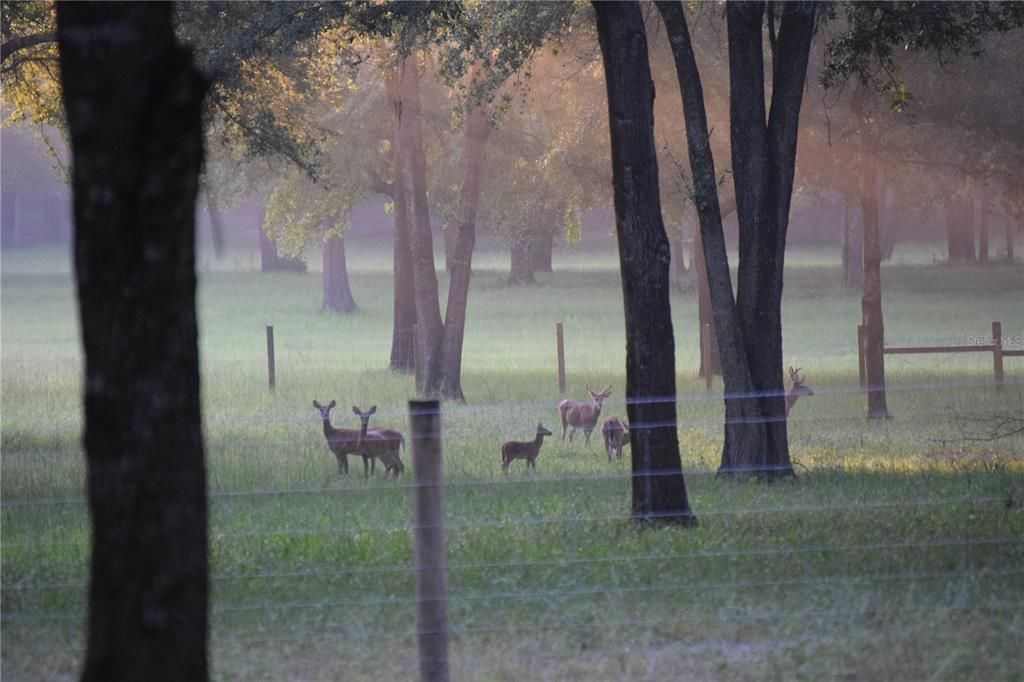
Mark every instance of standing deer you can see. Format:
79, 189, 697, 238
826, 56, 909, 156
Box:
558, 384, 612, 445
313, 400, 373, 476
501, 423, 553, 472
352, 405, 406, 477
601, 416, 630, 462
785, 367, 814, 416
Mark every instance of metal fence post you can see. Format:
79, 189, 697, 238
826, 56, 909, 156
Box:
266, 325, 276, 391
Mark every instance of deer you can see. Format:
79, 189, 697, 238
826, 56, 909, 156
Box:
501, 423, 553, 472
785, 367, 814, 417
601, 416, 630, 462
313, 400, 373, 476
352, 406, 406, 478
558, 384, 612, 445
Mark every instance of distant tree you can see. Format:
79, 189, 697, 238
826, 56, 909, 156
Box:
57, 3, 209, 679
593, 1, 696, 525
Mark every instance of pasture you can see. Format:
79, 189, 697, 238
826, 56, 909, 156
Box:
2, 240, 1023, 680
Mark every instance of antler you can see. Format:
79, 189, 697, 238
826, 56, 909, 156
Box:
789, 367, 802, 382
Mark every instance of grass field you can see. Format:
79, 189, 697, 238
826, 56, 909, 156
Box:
2, 239, 1023, 680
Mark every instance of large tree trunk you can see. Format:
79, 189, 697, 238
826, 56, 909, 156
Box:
438, 103, 491, 401
397, 55, 445, 395
508, 237, 538, 285
945, 195, 976, 262
842, 202, 864, 287
531, 228, 555, 273
259, 207, 307, 272
387, 77, 417, 372
58, 4, 209, 680
322, 235, 358, 313
858, 105, 890, 419
594, 1, 695, 525
693, 225, 719, 378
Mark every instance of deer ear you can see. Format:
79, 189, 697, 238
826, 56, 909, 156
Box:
352, 406, 361, 415
313, 400, 321, 409
369, 405, 377, 415
328, 400, 336, 409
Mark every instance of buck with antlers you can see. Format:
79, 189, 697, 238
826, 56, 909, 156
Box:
501, 423, 553, 472
313, 400, 373, 476
558, 384, 612, 445
785, 367, 814, 417
352, 405, 406, 478
601, 416, 630, 462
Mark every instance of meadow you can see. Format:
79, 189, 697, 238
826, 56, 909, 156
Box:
2, 239, 1023, 680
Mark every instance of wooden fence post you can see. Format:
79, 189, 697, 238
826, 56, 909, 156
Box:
702, 323, 713, 392
412, 324, 421, 396
992, 321, 1004, 390
857, 324, 867, 388
409, 399, 449, 682
265, 325, 276, 391
556, 322, 566, 394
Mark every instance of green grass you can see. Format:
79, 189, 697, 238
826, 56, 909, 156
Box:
2, 241, 1023, 680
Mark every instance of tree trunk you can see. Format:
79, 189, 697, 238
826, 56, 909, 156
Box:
443, 221, 457, 274
977, 184, 989, 263
842, 202, 864, 287
57, 4, 209, 680
595, 1, 695, 525
397, 55, 445, 395
858, 106, 890, 419
693, 225, 719, 377
438, 103, 491, 402
946, 195, 975, 262
508, 238, 537, 285
388, 121, 417, 371
322, 235, 358, 313
879, 184, 899, 262
531, 228, 555, 273
258, 202, 307, 273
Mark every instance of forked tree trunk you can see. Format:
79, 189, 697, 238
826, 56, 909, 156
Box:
322, 235, 357, 313
595, 1, 695, 525
439, 103, 491, 401
58, 4, 209, 679
397, 55, 445, 395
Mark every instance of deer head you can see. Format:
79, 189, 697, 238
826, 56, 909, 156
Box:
536, 423, 553, 438
352, 405, 377, 432
313, 399, 337, 420
785, 368, 814, 416
586, 384, 612, 408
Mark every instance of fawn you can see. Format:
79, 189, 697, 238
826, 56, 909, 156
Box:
785, 367, 814, 417
313, 400, 373, 476
352, 406, 405, 477
601, 416, 630, 462
558, 384, 611, 445
501, 423, 553, 472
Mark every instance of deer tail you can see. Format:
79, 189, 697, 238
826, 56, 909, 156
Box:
558, 401, 569, 432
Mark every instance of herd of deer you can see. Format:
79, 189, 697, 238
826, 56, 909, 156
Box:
314, 368, 812, 477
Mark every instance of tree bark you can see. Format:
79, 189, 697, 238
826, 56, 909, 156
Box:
1008, 211, 1017, 261
594, 1, 695, 525
322, 234, 358, 313
858, 105, 890, 419
508, 237, 538, 284
397, 55, 445, 395
693, 225, 719, 377
57, 4, 209, 680
387, 76, 417, 372
842, 202, 864, 287
978, 184, 989, 263
439, 103, 491, 401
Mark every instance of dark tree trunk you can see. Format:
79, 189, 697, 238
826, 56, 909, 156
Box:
977, 184, 989, 263
694, 225, 719, 377
508, 238, 538, 285
387, 76, 417, 372
656, 0, 766, 475
439, 104, 491, 402
397, 55, 445, 395
322, 235, 357, 313
531, 228, 555, 273
594, 1, 695, 526
842, 202, 864, 287
879, 184, 900, 262
858, 108, 890, 419
57, 4, 209, 680
945, 195, 976, 262
1008, 212, 1017, 261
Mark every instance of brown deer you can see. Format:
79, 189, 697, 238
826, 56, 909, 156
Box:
352, 406, 406, 477
313, 400, 373, 476
785, 367, 814, 417
501, 423, 553, 472
558, 384, 611, 445
601, 416, 630, 462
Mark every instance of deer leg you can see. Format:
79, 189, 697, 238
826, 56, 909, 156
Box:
584, 429, 592, 446
337, 454, 348, 475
